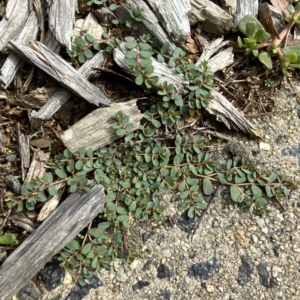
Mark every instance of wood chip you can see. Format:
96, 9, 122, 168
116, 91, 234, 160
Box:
60, 99, 143, 153
7, 41, 111, 107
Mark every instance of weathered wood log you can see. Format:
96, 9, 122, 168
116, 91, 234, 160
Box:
7, 41, 111, 107
0, 10, 39, 88
207, 90, 260, 137
0, 183, 105, 300
47, 0, 77, 49
195, 37, 234, 72
113, 43, 189, 94
114, 0, 176, 52
60, 99, 144, 153
0, 0, 31, 52
233, 0, 259, 30
146, 0, 191, 43
189, 0, 233, 36
30, 51, 108, 125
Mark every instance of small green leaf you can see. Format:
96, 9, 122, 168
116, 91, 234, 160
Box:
129, 201, 137, 211
0, 233, 16, 245
75, 36, 86, 48
140, 58, 152, 68
78, 53, 86, 63
180, 190, 189, 199
43, 172, 53, 184
140, 50, 153, 58
187, 207, 195, 218
230, 185, 242, 202
88, 228, 103, 238
116, 129, 126, 136
84, 48, 93, 59
251, 185, 263, 199
75, 159, 84, 170
125, 50, 137, 59
55, 168, 67, 179
258, 52, 272, 69
48, 185, 58, 196
203, 178, 213, 195
135, 74, 144, 85
82, 243, 92, 255
217, 173, 227, 184
85, 34, 95, 43
67, 240, 80, 251
245, 21, 256, 38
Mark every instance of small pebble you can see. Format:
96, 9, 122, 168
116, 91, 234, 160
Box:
259, 142, 271, 151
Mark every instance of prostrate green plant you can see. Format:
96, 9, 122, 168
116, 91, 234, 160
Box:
7, 111, 297, 284
237, 1, 300, 70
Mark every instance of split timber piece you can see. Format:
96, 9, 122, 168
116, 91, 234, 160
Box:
196, 37, 234, 73
47, 0, 77, 50
207, 90, 260, 137
233, 0, 259, 30
113, 43, 189, 94
146, 0, 191, 43
0, 10, 40, 88
0, 183, 105, 300
30, 51, 108, 125
189, 0, 233, 36
60, 99, 143, 153
114, 0, 176, 52
7, 41, 111, 107
0, 0, 31, 52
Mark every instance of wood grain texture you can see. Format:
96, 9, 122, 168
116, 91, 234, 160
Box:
0, 183, 105, 300
189, 0, 233, 35
60, 99, 143, 152
0, 10, 40, 88
146, 0, 191, 42
47, 0, 77, 49
0, 0, 31, 52
115, 0, 176, 52
7, 41, 111, 107
30, 51, 108, 123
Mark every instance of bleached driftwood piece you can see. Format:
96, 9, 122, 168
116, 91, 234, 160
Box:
47, 0, 77, 49
207, 48, 234, 73
0, 0, 31, 52
195, 37, 234, 73
233, 0, 259, 30
113, 43, 189, 94
114, 0, 176, 52
30, 51, 108, 125
207, 90, 260, 137
60, 99, 143, 152
7, 41, 111, 107
17, 123, 30, 181
0, 10, 39, 88
0, 183, 105, 300
24, 150, 50, 183
146, 0, 191, 43
189, 0, 233, 36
